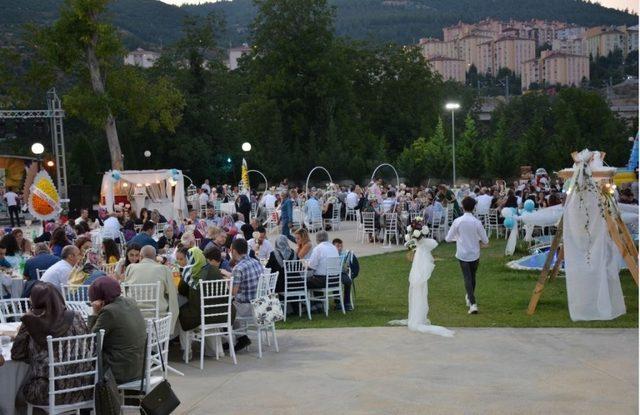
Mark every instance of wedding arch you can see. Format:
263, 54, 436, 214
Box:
370, 163, 400, 189
305, 166, 333, 196
247, 169, 268, 192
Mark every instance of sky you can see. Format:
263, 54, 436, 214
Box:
160, 0, 638, 13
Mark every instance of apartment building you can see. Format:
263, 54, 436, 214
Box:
426, 56, 466, 83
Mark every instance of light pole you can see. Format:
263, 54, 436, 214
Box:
241, 142, 252, 153
445, 102, 460, 186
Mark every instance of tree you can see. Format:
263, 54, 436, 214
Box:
456, 114, 484, 180
516, 114, 547, 170
423, 117, 452, 180
485, 115, 516, 179
26, 0, 184, 169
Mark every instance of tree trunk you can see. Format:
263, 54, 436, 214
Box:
86, 40, 123, 170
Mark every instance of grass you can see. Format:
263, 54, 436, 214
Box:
277, 239, 638, 329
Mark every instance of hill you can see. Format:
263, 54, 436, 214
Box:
0, 0, 637, 48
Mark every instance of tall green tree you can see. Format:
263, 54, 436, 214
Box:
485, 115, 516, 179
456, 114, 484, 180
423, 117, 451, 180
26, 0, 184, 169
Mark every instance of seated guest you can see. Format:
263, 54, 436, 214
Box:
122, 220, 136, 242
88, 277, 146, 384
176, 246, 234, 333
34, 222, 56, 243
102, 238, 121, 264
233, 213, 245, 230
11, 282, 91, 406
115, 243, 141, 279
230, 238, 263, 351
49, 228, 71, 258
0, 241, 12, 268
128, 220, 158, 250
294, 228, 312, 259
125, 245, 178, 331
12, 228, 33, 255
150, 209, 167, 224
158, 224, 179, 253
68, 247, 105, 287
22, 243, 60, 297
265, 235, 295, 293
247, 226, 273, 260
102, 212, 123, 241
178, 232, 208, 289
333, 238, 359, 311
74, 235, 93, 255
306, 231, 340, 289
40, 245, 81, 292
0, 233, 22, 268
203, 227, 229, 258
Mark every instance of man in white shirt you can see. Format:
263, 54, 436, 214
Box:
346, 187, 359, 210
261, 191, 277, 210
3, 188, 20, 227
445, 197, 489, 314
41, 245, 81, 292
102, 213, 122, 241
198, 189, 209, 207
381, 191, 396, 213
247, 226, 273, 260
307, 231, 340, 288
201, 179, 211, 194
475, 188, 493, 215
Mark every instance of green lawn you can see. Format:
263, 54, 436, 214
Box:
278, 239, 638, 329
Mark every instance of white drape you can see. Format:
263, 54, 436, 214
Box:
563, 151, 626, 321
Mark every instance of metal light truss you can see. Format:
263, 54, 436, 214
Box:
0, 88, 68, 204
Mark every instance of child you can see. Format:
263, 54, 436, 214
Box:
445, 197, 489, 314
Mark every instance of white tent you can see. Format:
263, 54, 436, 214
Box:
100, 169, 188, 221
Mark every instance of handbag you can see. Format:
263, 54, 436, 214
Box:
139, 322, 180, 415
94, 340, 122, 415
251, 293, 284, 326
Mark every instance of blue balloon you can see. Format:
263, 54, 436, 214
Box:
111, 170, 121, 182
523, 199, 535, 212
504, 217, 515, 229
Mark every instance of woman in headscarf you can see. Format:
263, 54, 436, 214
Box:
265, 235, 295, 293
11, 282, 91, 406
88, 277, 146, 384
34, 221, 56, 243
67, 247, 105, 287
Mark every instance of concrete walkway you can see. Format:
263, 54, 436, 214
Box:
168, 327, 638, 415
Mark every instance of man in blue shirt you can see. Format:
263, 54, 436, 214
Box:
278, 190, 296, 242
128, 221, 158, 250
23, 242, 60, 281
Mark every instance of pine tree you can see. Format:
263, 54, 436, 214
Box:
457, 114, 484, 180
423, 117, 452, 180
485, 116, 516, 179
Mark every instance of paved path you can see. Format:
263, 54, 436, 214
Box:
168, 327, 637, 415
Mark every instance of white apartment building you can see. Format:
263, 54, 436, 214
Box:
522, 51, 589, 90
419, 38, 457, 59
227, 45, 251, 70
124, 49, 160, 68
426, 56, 466, 83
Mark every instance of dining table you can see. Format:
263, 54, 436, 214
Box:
0, 322, 29, 415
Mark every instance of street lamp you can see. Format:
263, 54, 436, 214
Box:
445, 102, 461, 186
241, 142, 252, 152
31, 142, 45, 168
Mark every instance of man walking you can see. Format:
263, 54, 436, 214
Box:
279, 190, 296, 242
445, 196, 488, 314
4, 188, 20, 227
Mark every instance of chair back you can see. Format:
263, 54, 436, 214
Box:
199, 279, 234, 328
62, 284, 91, 303
266, 271, 279, 293
134, 224, 143, 234
99, 263, 117, 275
146, 314, 172, 379
384, 213, 398, 231
45, 330, 104, 410
324, 256, 342, 289
121, 282, 161, 319
332, 203, 341, 221
0, 298, 31, 323
284, 260, 308, 294
65, 301, 91, 318
36, 269, 46, 280
256, 274, 270, 298
361, 211, 376, 232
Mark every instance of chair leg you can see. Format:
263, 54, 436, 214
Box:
228, 329, 237, 365
27, 404, 33, 415
305, 296, 312, 320
325, 297, 329, 317
271, 323, 279, 352
257, 327, 263, 359
340, 289, 346, 315
200, 334, 205, 370
283, 297, 288, 322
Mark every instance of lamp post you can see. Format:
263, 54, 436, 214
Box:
445, 102, 460, 186
31, 142, 45, 168
241, 142, 252, 153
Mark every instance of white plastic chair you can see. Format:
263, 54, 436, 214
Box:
345, 206, 356, 221
65, 302, 91, 319
283, 260, 311, 321
0, 298, 31, 323
383, 213, 400, 247
27, 330, 104, 415
185, 279, 237, 369
340, 252, 355, 310
323, 202, 342, 231
309, 257, 344, 316
36, 269, 46, 280
360, 212, 376, 245
235, 274, 280, 359
99, 263, 117, 275
487, 209, 503, 238
430, 211, 446, 242
121, 282, 161, 320
264, 271, 279, 294
118, 314, 172, 407
304, 210, 323, 233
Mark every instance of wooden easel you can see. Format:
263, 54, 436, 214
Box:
526, 152, 639, 316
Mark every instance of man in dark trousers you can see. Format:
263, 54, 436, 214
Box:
445, 196, 489, 314
3, 188, 20, 227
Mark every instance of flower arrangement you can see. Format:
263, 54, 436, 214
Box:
404, 216, 430, 251
28, 170, 61, 221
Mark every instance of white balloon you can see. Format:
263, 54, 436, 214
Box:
501, 208, 513, 218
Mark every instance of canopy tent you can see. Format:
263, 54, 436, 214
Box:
100, 169, 188, 221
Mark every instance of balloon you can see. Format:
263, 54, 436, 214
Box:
110, 170, 121, 182
524, 199, 535, 212
501, 208, 513, 218
504, 217, 515, 229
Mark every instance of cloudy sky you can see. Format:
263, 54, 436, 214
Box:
160, 0, 638, 13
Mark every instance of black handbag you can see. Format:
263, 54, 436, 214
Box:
94, 337, 123, 415
139, 321, 180, 415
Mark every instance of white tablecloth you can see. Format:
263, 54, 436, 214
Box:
1, 323, 29, 415
1, 278, 24, 298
